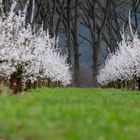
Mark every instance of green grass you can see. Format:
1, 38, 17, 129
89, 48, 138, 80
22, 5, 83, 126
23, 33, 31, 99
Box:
0, 88, 140, 140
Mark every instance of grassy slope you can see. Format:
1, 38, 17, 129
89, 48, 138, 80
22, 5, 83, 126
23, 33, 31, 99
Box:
0, 88, 140, 140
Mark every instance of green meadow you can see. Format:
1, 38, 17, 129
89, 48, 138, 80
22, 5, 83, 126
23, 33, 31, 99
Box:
0, 88, 140, 140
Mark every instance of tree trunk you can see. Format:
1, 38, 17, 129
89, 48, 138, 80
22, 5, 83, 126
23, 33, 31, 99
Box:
66, 0, 71, 64
92, 47, 98, 86
92, 37, 100, 87
138, 78, 140, 91
73, 0, 79, 86
9, 73, 22, 94
73, 39, 79, 86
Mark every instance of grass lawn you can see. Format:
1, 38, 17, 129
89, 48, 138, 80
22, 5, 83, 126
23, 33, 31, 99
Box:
0, 88, 140, 140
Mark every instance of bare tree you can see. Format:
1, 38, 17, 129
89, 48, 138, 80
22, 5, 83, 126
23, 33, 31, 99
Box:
80, 0, 109, 86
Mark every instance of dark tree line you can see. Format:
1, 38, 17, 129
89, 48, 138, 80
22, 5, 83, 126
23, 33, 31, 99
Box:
2, 0, 140, 87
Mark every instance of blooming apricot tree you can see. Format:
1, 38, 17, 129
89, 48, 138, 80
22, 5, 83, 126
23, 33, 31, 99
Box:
0, 1, 71, 91
97, 30, 140, 87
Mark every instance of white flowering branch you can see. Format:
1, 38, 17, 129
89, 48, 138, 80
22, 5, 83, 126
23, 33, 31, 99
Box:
0, 1, 72, 92
97, 27, 140, 87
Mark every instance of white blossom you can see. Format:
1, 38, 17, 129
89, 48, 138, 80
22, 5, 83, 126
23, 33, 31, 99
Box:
97, 32, 140, 86
0, 1, 72, 87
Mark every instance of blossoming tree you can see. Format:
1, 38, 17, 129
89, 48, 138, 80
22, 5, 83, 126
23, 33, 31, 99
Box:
0, 1, 71, 93
97, 27, 140, 90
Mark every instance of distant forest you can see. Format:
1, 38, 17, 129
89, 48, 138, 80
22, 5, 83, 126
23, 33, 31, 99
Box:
2, 0, 140, 87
